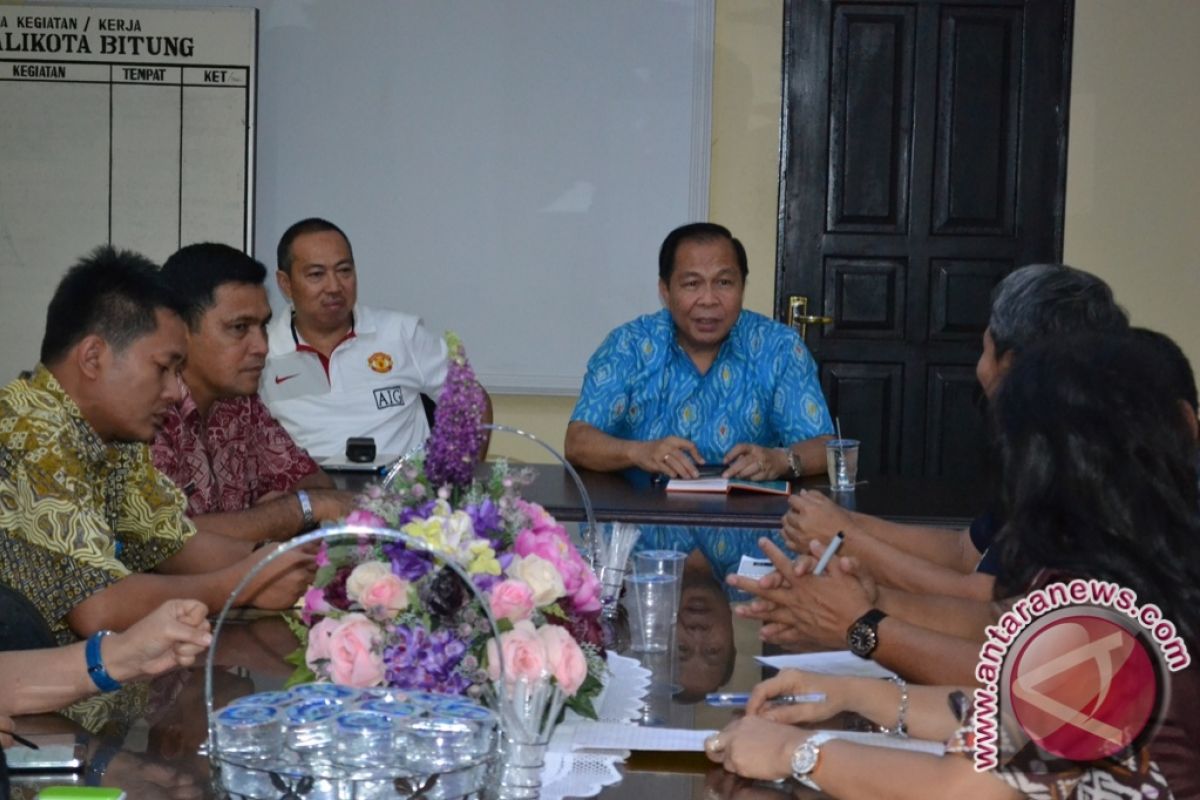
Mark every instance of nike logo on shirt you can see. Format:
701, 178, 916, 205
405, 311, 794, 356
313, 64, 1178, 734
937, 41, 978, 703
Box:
275, 373, 300, 384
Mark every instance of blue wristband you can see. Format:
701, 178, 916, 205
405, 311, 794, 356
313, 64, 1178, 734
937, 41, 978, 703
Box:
86, 630, 122, 693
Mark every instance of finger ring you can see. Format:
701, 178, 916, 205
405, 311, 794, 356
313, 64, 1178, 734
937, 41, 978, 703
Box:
663, 453, 671, 462
705, 734, 723, 752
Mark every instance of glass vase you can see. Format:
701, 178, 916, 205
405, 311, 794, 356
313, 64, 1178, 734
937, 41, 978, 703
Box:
494, 676, 566, 800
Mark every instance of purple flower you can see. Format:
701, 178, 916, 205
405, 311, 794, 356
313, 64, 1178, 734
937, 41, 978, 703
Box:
383, 541, 435, 581
397, 500, 437, 526
424, 337, 488, 489
384, 624, 472, 694
466, 499, 502, 539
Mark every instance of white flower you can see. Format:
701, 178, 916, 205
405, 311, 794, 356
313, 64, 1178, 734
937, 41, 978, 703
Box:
346, 561, 393, 604
508, 554, 565, 607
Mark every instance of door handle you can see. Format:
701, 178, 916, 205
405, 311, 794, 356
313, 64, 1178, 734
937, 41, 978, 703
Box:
788, 295, 833, 338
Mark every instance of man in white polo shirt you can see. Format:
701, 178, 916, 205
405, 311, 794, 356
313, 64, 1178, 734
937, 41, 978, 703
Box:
261, 218, 491, 462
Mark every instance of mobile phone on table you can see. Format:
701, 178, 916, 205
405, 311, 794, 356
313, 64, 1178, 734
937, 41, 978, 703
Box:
6, 733, 85, 774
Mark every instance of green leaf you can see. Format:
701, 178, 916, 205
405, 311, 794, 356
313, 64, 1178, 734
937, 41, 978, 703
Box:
541, 602, 567, 620
283, 665, 317, 689
564, 693, 599, 720
313, 564, 337, 587
280, 618, 309, 647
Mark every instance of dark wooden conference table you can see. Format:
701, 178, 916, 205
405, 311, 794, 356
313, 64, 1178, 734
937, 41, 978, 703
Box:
10, 465, 985, 798
333, 462, 988, 530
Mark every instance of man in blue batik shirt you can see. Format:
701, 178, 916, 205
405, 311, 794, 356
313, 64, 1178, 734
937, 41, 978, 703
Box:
565, 222, 834, 584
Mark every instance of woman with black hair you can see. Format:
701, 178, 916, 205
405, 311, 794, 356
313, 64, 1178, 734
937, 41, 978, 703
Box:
704, 331, 1200, 798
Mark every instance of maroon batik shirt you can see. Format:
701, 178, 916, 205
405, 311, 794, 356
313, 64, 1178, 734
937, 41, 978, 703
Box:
151, 386, 320, 516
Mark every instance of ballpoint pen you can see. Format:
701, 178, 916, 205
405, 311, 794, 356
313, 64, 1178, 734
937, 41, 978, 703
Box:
812, 531, 845, 576
705, 692, 827, 708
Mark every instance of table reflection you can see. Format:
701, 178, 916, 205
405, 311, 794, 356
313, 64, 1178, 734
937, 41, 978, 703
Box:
9, 561, 776, 799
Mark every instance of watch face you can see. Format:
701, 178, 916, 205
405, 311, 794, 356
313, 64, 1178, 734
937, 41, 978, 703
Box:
848, 622, 878, 657
791, 741, 819, 776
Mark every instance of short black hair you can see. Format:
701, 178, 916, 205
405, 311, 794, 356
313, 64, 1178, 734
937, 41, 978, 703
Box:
162, 243, 267, 330
1130, 327, 1198, 413
40, 245, 181, 366
658, 222, 748, 283
276, 217, 352, 275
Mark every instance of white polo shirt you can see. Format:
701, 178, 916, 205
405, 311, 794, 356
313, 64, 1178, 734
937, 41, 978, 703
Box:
261, 304, 449, 461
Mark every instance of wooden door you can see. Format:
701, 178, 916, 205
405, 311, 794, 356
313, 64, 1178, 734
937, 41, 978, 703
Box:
777, 0, 1073, 480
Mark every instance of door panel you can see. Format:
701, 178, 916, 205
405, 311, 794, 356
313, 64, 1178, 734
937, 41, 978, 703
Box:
778, 0, 1072, 480
827, 4, 915, 233
820, 361, 904, 480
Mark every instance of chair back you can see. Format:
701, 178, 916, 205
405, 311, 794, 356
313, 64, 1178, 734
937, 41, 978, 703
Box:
0, 582, 55, 652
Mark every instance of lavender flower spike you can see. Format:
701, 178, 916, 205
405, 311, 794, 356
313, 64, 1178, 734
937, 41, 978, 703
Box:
425, 332, 488, 488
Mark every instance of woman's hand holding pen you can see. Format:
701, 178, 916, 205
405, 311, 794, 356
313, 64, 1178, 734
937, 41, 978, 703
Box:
746, 669, 857, 725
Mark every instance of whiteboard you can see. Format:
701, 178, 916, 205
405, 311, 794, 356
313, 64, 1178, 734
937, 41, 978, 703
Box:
3, 0, 712, 394
0, 3, 256, 381
254, 0, 712, 393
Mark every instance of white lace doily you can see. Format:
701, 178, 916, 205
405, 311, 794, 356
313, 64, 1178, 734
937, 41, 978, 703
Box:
540, 652, 651, 799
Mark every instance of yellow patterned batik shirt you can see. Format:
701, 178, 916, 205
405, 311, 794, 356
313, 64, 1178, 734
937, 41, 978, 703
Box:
0, 364, 196, 645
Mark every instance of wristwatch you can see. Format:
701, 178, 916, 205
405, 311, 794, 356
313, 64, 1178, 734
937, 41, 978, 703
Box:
785, 447, 803, 478
791, 731, 837, 790
847, 608, 887, 658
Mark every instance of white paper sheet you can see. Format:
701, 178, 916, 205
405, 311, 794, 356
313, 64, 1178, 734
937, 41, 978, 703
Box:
756, 651, 898, 680
737, 555, 775, 580
563, 721, 718, 752
811, 729, 945, 756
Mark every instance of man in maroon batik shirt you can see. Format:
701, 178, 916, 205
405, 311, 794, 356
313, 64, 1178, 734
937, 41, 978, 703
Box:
152, 243, 355, 543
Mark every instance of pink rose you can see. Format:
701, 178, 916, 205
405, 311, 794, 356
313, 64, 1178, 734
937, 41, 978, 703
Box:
486, 620, 548, 683
346, 562, 409, 614
490, 579, 535, 622
361, 573, 409, 614
346, 509, 387, 528
569, 567, 602, 614
326, 613, 386, 687
515, 500, 570, 540
537, 624, 588, 696
515, 529, 570, 566
305, 615, 340, 671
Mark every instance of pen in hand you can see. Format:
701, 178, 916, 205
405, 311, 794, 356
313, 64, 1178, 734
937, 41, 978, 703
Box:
705, 692, 828, 708
811, 531, 845, 576
9, 730, 40, 749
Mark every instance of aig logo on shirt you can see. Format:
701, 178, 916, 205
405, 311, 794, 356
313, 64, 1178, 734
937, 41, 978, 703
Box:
373, 385, 406, 410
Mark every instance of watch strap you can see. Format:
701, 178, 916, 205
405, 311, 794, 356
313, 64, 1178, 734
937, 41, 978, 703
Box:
86, 630, 122, 693
786, 447, 803, 478
856, 608, 887, 629
791, 731, 838, 790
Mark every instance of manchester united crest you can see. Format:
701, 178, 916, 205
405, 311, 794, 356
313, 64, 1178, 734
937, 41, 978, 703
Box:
368, 352, 394, 374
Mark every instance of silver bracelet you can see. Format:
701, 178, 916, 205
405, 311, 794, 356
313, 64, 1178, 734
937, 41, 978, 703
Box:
296, 489, 315, 530
879, 676, 909, 737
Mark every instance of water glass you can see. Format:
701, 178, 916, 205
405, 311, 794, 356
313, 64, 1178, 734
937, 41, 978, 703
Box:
825, 438, 861, 490
634, 549, 688, 583
624, 572, 679, 653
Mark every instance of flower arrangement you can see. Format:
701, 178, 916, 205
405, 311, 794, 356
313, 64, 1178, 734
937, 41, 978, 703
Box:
285, 335, 607, 718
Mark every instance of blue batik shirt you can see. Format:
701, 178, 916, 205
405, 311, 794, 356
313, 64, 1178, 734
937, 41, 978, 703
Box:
572, 309, 834, 592
571, 308, 832, 456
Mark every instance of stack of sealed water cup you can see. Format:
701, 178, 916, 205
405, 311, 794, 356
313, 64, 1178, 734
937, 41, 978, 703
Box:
212, 683, 499, 799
